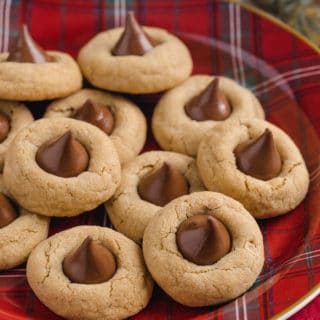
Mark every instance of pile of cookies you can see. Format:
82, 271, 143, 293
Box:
0, 12, 309, 320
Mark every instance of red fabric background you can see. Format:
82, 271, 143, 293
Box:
0, 0, 319, 319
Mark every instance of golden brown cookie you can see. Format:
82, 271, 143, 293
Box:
152, 75, 265, 156
0, 24, 81, 101
0, 100, 34, 171
106, 151, 205, 243
143, 191, 264, 307
27, 225, 153, 320
197, 119, 309, 218
3, 118, 121, 217
0, 51, 82, 101
77, 27, 192, 94
0, 176, 49, 270
44, 89, 147, 164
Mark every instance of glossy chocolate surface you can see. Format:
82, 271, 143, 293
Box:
112, 12, 155, 56
7, 24, 52, 63
0, 112, 10, 143
63, 236, 117, 284
138, 162, 189, 207
185, 78, 231, 121
0, 193, 18, 228
176, 214, 231, 265
73, 99, 114, 135
235, 128, 282, 180
36, 131, 89, 178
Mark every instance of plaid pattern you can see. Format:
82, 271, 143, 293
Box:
0, 0, 320, 319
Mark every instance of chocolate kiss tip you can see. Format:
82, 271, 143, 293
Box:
63, 236, 117, 284
0, 193, 18, 228
176, 214, 231, 265
235, 128, 282, 180
36, 130, 89, 178
73, 98, 114, 135
111, 11, 155, 56
7, 24, 51, 63
138, 162, 189, 207
185, 78, 232, 121
0, 112, 10, 143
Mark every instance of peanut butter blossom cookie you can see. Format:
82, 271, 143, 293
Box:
143, 191, 264, 307
0, 25, 82, 101
197, 119, 309, 218
152, 75, 265, 156
0, 180, 49, 270
44, 89, 147, 164
27, 226, 153, 320
0, 100, 34, 171
3, 118, 121, 217
77, 12, 192, 93
106, 151, 205, 243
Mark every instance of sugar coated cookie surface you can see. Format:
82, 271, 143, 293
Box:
27, 225, 153, 320
152, 75, 265, 156
106, 150, 205, 243
77, 27, 192, 94
3, 118, 121, 217
45, 89, 147, 164
197, 119, 309, 218
0, 100, 34, 171
0, 51, 82, 101
0, 176, 49, 270
143, 191, 264, 307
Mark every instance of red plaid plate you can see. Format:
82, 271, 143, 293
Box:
0, 0, 319, 319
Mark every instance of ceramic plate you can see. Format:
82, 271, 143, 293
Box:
0, 1, 319, 319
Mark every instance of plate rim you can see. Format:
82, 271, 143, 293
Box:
1, 1, 319, 319
270, 284, 320, 320
224, 1, 320, 319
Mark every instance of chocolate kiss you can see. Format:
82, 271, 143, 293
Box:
138, 162, 189, 207
63, 236, 117, 284
112, 11, 155, 56
235, 128, 282, 180
73, 99, 114, 135
176, 214, 231, 265
185, 78, 231, 121
0, 112, 10, 143
36, 131, 89, 178
0, 193, 18, 228
7, 24, 51, 63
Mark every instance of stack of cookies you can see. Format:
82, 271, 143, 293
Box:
0, 12, 309, 320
